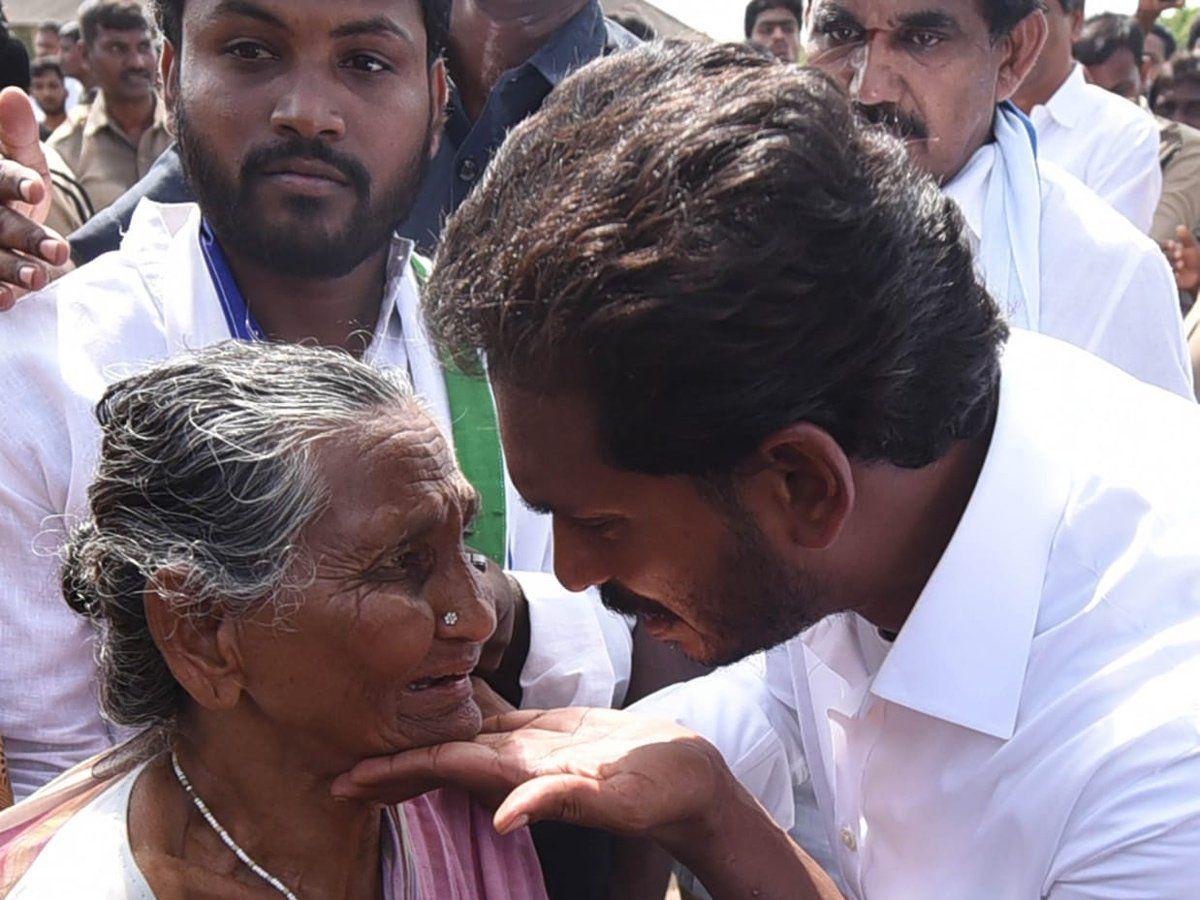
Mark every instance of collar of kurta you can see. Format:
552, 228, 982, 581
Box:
81, 90, 168, 142
1039, 63, 1088, 130
814, 333, 1075, 742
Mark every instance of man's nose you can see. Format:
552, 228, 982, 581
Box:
846, 36, 901, 105
271, 75, 347, 142
551, 519, 611, 593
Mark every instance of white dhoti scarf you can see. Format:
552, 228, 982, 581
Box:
972, 103, 1043, 331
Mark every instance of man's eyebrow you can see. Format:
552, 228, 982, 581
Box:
896, 10, 960, 31
330, 15, 414, 43
811, 4, 860, 29
211, 0, 289, 31
521, 498, 554, 516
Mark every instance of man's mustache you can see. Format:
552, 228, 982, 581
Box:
853, 101, 930, 142
599, 582, 676, 619
241, 137, 372, 199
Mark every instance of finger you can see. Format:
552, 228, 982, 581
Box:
0, 159, 48, 207
332, 741, 502, 801
0, 89, 49, 175
0, 250, 55, 294
480, 709, 555, 734
0, 207, 68, 266
493, 773, 605, 835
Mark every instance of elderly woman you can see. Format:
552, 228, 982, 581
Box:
0, 342, 547, 898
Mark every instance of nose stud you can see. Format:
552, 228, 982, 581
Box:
442, 611, 459, 627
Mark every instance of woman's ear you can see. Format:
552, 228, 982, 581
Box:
143, 567, 245, 712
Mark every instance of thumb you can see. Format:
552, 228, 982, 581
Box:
0, 89, 49, 176
493, 773, 605, 835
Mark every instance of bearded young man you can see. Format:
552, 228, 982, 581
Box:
797, 0, 1192, 400
337, 40, 1200, 899
0, 0, 630, 811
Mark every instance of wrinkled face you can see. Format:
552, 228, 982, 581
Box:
172, 0, 443, 279
1155, 79, 1200, 130
1084, 47, 1141, 101
804, 0, 1012, 182
752, 7, 801, 63
36, 29, 61, 57
494, 386, 831, 667
31, 71, 68, 117
85, 26, 156, 103
234, 408, 494, 767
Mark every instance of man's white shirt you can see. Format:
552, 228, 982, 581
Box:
1029, 64, 1162, 232
636, 331, 1200, 898
943, 143, 1192, 398
0, 200, 631, 799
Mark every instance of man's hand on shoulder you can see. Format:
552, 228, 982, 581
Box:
0, 88, 72, 310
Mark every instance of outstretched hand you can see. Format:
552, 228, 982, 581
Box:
0, 88, 72, 309
332, 707, 730, 845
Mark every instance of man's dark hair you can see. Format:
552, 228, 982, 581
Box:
30, 56, 64, 81
980, 0, 1041, 40
1073, 13, 1143, 67
151, 0, 450, 62
610, 14, 655, 41
1150, 52, 1200, 110
59, 21, 81, 43
80, 1, 149, 47
744, 0, 803, 38
426, 41, 1007, 478
38, 20, 60, 35
1150, 22, 1177, 59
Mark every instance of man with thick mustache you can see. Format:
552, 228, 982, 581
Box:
803, 0, 1192, 398
47, 1, 170, 215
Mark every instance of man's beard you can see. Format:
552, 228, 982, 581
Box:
175, 96, 431, 280
600, 500, 827, 667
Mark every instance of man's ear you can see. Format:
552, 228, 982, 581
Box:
427, 58, 449, 159
160, 40, 179, 134
1069, 8, 1085, 42
143, 567, 246, 712
996, 11, 1049, 102
741, 422, 855, 552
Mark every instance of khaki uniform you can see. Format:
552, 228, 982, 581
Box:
47, 92, 171, 215
42, 143, 93, 237
1151, 117, 1200, 245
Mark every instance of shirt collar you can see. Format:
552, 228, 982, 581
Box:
1039, 63, 1088, 129
867, 332, 1075, 740
526, 0, 607, 87
83, 91, 167, 140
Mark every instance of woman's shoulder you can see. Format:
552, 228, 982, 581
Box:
5, 762, 155, 899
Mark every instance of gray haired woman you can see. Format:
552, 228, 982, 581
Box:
0, 342, 547, 899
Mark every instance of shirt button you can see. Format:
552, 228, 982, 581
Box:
458, 158, 479, 182
840, 826, 857, 852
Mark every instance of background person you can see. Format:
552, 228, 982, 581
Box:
1012, 0, 1163, 231
47, 1, 169, 215
30, 58, 69, 138
744, 0, 802, 62
34, 21, 61, 58
58, 20, 92, 100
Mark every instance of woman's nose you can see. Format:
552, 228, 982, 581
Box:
433, 554, 497, 643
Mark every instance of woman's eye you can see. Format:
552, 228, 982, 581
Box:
344, 54, 390, 74
378, 546, 433, 581
824, 25, 859, 44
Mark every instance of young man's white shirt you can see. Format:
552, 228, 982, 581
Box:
0, 200, 631, 800
636, 331, 1200, 898
1029, 64, 1162, 232
943, 143, 1191, 398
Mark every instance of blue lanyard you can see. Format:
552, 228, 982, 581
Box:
199, 220, 266, 342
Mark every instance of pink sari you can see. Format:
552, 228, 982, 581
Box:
0, 752, 548, 899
